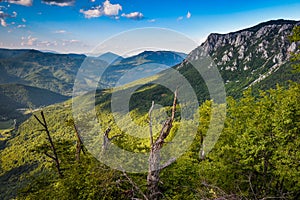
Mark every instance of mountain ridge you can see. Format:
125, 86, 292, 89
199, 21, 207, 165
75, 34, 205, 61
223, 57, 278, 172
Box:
0, 49, 185, 95
0, 19, 299, 200
179, 19, 300, 98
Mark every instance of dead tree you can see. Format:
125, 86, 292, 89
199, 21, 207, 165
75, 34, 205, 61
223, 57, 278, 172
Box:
66, 119, 85, 161
122, 170, 149, 200
34, 111, 63, 177
102, 127, 122, 151
147, 89, 178, 200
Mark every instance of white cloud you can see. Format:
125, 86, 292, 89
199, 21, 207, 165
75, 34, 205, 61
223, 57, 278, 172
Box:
0, 9, 17, 27
27, 36, 37, 46
80, 0, 122, 19
0, 18, 7, 27
39, 41, 52, 47
186, 11, 191, 19
17, 24, 26, 28
22, 18, 26, 22
148, 19, 156, 23
177, 16, 183, 21
62, 39, 80, 46
102, 0, 122, 16
42, 0, 75, 7
21, 35, 37, 46
53, 30, 67, 34
80, 7, 101, 18
90, 0, 95, 2
37, 40, 60, 47
69, 39, 79, 43
6, 0, 33, 6
121, 12, 144, 20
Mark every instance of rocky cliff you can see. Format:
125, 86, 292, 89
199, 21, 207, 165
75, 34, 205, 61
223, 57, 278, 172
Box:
178, 19, 300, 97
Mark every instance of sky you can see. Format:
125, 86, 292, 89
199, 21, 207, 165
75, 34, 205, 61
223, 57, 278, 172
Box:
0, 0, 300, 54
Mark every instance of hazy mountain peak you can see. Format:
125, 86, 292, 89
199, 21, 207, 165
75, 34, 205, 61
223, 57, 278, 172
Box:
97, 52, 123, 64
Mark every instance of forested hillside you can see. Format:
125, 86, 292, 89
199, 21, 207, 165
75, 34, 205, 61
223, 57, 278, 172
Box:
0, 84, 68, 121
0, 21, 299, 200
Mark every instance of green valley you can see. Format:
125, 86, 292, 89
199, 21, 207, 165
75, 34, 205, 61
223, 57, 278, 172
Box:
0, 19, 299, 200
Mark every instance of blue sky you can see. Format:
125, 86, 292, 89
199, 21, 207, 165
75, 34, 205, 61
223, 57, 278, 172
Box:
0, 0, 300, 54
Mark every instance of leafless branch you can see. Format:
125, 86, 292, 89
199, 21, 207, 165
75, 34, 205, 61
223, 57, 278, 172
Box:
34, 111, 63, 177
109, 134, 123, 141
122, 171, 149, 200
171, 88, 178, 121
160, 158, 176, 169
44, 152, 56, 160
248, 173, 258, 200
149, 101, 155, 147
147, 89, 178, 200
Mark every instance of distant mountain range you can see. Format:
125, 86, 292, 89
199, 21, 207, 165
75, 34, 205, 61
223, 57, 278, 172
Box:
102, 19, 300, 114
0, 49, 186, 95
0, 19, 299, 200
0, 49, 186, 121
98, 50, 187, 87
97, 52, 124, 64
0, 48, 85, 96
0, 19, 299, 122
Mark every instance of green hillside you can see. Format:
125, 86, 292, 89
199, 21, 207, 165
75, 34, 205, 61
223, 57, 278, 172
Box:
0, 49, 85, 96
0, 20, 299, 200
0, 81, 299, 200
0, 84, 69, 121
0, 49, 186, 96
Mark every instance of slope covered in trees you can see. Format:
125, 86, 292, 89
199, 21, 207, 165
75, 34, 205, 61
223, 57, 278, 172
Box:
0, 84, 69, 121
0, 23, 299, 199
0, 81, 299, 199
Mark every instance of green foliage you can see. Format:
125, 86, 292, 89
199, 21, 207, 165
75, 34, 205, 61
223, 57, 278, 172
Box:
201, 83, 300, 199
0, 49, 85, 95
0, 83, 68, 121
289, 25, 300, 72
19, 156, 123, 200
0, 82, 299, 199
1, 21, 300, 199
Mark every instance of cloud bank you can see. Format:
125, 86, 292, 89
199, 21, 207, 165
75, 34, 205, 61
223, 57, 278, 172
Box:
4, 0, 32, 6
80, 0, 122, 18
121, 12, 144, 20
42, 0, 75, 7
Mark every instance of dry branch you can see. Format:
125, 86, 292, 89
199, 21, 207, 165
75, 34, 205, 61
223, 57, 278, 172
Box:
102, 127, 122, 151
147, 88, 178, 200
123, 171, 149, 200
34, 111, 63, 177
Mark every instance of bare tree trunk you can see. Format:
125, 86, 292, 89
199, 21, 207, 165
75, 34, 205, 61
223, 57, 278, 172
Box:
102, 127, 122, 151
66, 118, 85, 162
147, 89, 177, 200
102, 127, 112, 151
34, 111, 63, 177
73, 122, 85, 162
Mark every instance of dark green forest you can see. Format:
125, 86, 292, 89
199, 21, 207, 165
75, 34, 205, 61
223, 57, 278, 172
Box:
0, 25, 299, 200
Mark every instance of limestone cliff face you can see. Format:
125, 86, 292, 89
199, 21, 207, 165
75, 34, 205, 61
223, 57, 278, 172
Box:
179, 19, 300, 93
